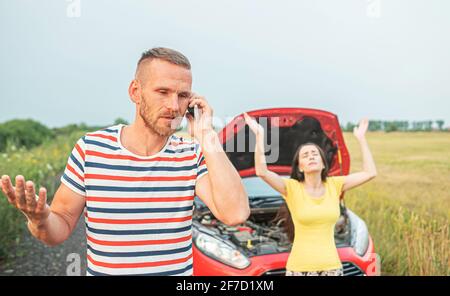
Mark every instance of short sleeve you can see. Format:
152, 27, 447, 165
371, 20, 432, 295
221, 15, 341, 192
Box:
281, 178, 293, 201
330, 176, 346, 196
195, 143, 208, 182
60, 137, 86, 196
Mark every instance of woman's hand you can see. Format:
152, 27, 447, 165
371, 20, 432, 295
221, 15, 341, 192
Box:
353, 118, 369, 141
243, 113, 264, 137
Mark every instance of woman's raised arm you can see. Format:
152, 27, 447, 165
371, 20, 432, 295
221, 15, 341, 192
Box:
243, 113, 287, 196
342, 118, 377, 192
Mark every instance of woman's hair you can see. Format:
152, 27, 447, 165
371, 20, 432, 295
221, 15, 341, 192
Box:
274, 142, 330, 242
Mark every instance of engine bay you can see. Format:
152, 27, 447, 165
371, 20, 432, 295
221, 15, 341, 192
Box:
193, 203, 352, 257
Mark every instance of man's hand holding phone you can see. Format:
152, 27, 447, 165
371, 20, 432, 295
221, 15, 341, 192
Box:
186, 93, 215, 144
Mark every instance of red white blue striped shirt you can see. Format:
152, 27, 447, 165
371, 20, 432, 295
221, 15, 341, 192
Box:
60, 124, 208, 276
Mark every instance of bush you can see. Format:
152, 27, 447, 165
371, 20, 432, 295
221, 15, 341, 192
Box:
113, 118, 129, 125
0, 119, 53, 152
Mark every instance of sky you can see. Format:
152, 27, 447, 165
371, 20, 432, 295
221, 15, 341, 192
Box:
1, 0, 449, 128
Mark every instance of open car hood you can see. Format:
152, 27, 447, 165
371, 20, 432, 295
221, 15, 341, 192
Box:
218, 107, 350, 178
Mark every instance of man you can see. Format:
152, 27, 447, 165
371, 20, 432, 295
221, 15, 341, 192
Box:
1, 47, 250, 275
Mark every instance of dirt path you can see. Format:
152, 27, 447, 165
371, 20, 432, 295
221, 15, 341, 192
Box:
0, 218, 87, 276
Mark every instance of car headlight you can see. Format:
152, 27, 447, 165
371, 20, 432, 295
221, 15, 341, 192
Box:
194, 231, 251, 269
347, 209, 370, 256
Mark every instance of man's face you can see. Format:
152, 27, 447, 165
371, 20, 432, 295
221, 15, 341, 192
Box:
135, 59, 192, 136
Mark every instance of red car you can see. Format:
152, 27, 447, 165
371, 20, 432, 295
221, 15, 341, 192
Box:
192, 108, 379, 276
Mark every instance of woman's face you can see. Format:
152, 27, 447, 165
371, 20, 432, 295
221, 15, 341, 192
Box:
298, 145, 325, 174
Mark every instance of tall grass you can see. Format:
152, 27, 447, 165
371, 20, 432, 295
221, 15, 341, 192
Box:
343, 132, 450, 275
0, 131, 84, 259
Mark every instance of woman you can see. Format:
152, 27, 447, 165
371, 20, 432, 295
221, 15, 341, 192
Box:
243, 113, 377, 276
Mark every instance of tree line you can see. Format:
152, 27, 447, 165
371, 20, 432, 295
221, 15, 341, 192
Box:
341, 120, 447, 132
0, 118, 129, 152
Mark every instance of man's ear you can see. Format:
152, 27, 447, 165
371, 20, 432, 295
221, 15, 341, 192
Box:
128, 79, 140, 104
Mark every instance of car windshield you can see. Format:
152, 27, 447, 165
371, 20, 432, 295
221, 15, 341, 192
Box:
243, 176, 288, 198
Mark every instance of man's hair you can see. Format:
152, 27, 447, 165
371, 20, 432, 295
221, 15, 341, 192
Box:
137, 47, 191, 70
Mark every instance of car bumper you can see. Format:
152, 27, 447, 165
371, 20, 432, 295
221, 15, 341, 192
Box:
193, 235, 379, 276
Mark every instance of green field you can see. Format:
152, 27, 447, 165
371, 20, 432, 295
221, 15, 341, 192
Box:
0, 131, 449, 275
343, 132, 450, 275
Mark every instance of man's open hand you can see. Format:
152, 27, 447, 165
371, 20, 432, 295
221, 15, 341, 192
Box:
1, 175, 50, 227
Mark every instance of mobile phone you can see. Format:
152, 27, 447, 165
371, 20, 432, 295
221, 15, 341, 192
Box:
187, 106, 195, 117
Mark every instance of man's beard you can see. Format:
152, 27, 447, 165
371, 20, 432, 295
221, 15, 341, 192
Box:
139, 96, 182, 137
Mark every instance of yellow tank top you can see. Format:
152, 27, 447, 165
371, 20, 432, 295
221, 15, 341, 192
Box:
282, 176, 345, 272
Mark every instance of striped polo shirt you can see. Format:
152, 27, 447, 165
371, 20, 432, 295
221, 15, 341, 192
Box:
60, 124, 208, 276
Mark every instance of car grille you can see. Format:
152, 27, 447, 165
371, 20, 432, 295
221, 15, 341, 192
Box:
342, 262, 365, 276
262, 262, 365, 276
